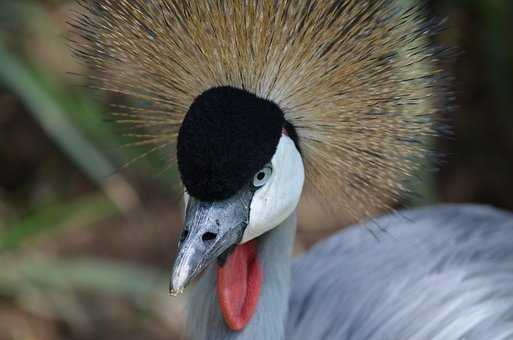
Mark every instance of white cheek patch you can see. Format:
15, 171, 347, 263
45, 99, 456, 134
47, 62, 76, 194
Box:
242, 135, 304, 243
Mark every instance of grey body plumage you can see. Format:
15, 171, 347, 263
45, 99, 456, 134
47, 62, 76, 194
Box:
288, 205, 513, 340
189, 205, 513, 340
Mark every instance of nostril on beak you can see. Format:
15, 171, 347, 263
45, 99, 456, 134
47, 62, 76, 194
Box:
179, 229, 189, 244
201, 231, 217, 246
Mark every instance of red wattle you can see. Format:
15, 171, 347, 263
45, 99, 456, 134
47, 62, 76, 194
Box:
216, 240, 262, 331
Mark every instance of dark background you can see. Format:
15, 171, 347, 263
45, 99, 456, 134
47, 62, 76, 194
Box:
0, 0, 512, 339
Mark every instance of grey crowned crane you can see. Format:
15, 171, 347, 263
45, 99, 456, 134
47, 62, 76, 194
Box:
74, 0, 513, 339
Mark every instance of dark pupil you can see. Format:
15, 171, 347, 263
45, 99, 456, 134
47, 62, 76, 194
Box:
257, 172, 266, 181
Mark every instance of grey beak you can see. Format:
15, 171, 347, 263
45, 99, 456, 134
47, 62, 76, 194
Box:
170, 186, 255, 294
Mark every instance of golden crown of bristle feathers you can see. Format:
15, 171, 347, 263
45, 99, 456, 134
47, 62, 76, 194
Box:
73, 0, 446, 221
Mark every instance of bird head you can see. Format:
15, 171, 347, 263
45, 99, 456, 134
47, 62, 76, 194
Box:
170, 86, 304, 330
74, 0, 446, 333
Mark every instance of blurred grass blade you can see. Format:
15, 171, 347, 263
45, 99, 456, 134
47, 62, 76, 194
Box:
0, 256, 168, 299
0, 42, 140, 213
0, 255, 185, 327
0, 193, 118, 250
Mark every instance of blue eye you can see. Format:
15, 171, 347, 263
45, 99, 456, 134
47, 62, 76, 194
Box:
253, 165, 272, 187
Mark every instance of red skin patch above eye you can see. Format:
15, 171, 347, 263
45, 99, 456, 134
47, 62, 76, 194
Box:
216, 240, 263, 331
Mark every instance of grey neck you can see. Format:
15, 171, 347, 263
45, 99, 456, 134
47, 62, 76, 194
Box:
187, 212, 297, 340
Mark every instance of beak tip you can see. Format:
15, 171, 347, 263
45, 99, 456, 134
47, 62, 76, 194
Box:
169, 276, 185, 296
169, 285, 184, 297
169, 261, 190, 296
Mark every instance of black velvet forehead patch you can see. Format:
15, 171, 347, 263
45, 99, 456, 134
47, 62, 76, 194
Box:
177, 86, 285, 202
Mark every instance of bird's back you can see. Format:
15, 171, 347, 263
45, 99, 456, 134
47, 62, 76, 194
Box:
288, 204, 513, 340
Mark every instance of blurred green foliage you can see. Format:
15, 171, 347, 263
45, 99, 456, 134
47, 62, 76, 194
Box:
0, 2, 184, 338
